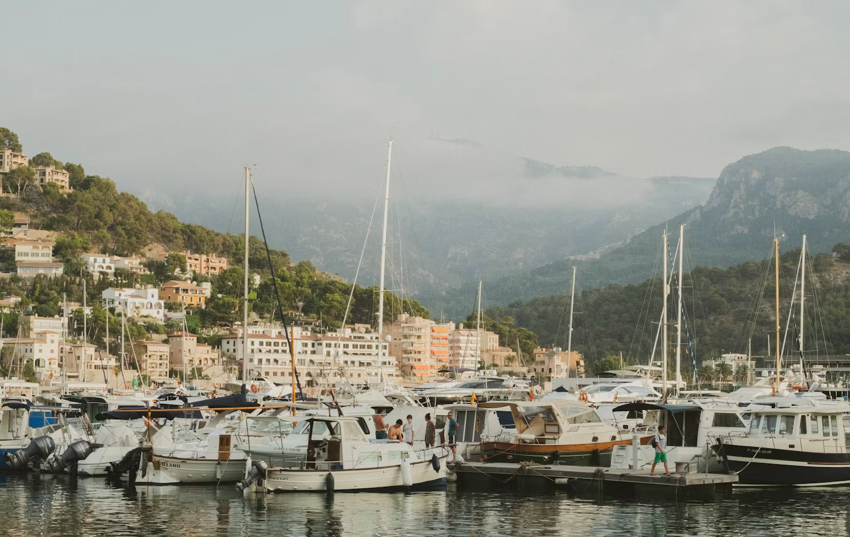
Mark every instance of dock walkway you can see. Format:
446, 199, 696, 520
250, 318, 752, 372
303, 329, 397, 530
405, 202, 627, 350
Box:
452, 462, 737, 500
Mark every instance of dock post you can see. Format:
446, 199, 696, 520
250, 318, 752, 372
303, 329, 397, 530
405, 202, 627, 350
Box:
632, 434, 639, 470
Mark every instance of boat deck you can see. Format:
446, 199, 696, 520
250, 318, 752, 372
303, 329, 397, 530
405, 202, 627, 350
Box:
452, 462, 737, 501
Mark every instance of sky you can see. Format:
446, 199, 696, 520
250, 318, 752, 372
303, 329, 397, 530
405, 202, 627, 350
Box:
2, 1, 850, 205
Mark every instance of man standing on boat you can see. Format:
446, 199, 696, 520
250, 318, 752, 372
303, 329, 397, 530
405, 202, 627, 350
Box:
424, 413, 436, 448
388, 419, 404, 441
374, 409, 388, 439
447, 411, 458, 463
403, 415, 415, 446
650, 425, 671, 476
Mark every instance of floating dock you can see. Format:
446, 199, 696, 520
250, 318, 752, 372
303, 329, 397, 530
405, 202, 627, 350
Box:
452, 462, 737, 501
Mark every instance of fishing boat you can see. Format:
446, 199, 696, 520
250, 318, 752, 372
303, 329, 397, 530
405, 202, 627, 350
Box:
260, 416, 447, 492
716, 400, 850, 485
475, 400, 647, 466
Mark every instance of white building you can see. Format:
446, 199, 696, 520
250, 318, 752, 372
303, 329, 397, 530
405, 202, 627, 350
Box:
17, 262, 63, 278
81, 253, 115, 278
113, 255, 149, 275
221, 325, 398, 385
0, 149, 28, 173
15, 240, 54, 263
102, 287, 165, 322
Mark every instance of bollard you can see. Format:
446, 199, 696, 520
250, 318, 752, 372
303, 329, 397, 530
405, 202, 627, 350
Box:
632, 434, 639, 470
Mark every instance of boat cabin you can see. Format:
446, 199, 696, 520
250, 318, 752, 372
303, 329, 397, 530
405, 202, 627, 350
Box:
614, 402, 747, 448
743, 406, 848, 452
304, 417, 414, 471
477, 400, 617, 445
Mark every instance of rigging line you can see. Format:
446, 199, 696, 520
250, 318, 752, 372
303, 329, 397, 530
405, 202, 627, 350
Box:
226, 176, 245, 236
390, 145, 423, 297
626, 239, 661, 362
250, 178, 305, 402
339, 160, 385, 328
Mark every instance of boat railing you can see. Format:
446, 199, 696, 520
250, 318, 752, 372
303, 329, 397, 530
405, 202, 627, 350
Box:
272, 445, 450, 471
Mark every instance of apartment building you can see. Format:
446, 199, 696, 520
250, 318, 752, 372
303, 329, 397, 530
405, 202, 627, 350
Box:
17, 262, 63, 278
81, 253, 114, 277
168, 332, 218, 370
221, 325, 397, 384
34, 166, 70, 191
0, 150, 28, 173
532, 348, 585, 379
159, 280, 207, 308
102, 287, 165, 322
162, 250, 228, 276
384, 314, 456, 381
15, 240, 54, 262
141, 341, 170, 381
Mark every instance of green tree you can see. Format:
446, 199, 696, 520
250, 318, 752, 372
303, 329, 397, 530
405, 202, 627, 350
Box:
698, 364, 715, 386
6, 165, 36, 196
592, 354, 622, 375
0, 127, 22, 152
833, 243, 850, 263
31, 152, 61, 168
716, 362, 733, 386
166, 252, 188, 275
64, 163, 85, 189
734, 365, 749, 386
55, 232, 92, 260
22, 360, 37, 383
0, 209, 14, 234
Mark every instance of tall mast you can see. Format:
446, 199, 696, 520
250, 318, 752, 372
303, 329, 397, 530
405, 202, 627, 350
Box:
662, 231, 668, 396
676, 225, 683, 397
290, 325, 296, 410
82, 278, 87, 382
377, 141, 391, 375
242, 167, 251, 384
800, 234, 806, 367
774, 238, 781, 394
476, 280, 482, 370
105, 298, 109, 368
566, 266, 576, 379
121, 308, 125, 372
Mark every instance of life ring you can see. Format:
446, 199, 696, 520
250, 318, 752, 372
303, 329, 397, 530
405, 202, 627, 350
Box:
579, 391, 588, 402
431, 454, 440, 472
251, 384, 258, 393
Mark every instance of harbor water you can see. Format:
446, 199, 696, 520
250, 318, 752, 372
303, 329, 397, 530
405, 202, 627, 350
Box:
3, 473, 850, 536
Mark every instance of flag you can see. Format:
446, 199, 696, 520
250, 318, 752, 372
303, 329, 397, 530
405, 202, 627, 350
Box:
470, 392, 477, 404
528, 388, 534, 401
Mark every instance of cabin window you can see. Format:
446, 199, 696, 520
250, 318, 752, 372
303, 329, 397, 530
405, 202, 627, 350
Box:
748, 415, 761, 435
822, 416, 831, 438
831, 415, 839, 437
810, 416, 819, 435
344, 421, 364, 439
778, 416, 795, 436
713, 413, 744, 428
356, 418, 370, 435
799, 415, 807, 435
761, 415, 777, 435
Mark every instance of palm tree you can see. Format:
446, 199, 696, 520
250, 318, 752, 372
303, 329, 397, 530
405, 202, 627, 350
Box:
698, 364, 715, 387
717, 362, 733, 387
734, 365, 749, 386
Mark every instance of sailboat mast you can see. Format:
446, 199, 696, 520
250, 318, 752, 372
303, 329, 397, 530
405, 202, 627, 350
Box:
774, 238, 781, 394
800, 234, 806, 364
377, 141, 391, 375
82, 278, 87, 382
242, 167, 251, 384
476, 280, 482, 371
676, 225, 683, 396
566, 266, 576, 379
662, 231, 668, 396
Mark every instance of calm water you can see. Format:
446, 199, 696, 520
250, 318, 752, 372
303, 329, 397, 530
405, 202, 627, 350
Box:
2, 473, 850, 537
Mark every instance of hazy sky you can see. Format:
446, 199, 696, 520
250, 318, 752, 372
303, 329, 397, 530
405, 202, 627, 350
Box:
3, 1, 850, 203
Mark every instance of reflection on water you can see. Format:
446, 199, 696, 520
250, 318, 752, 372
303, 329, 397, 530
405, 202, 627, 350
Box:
3, 473, 850, 537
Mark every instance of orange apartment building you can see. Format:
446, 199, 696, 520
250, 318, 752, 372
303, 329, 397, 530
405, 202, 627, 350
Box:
162, 250, 228, 276
385, 313, 454, 381
158, 280, 207, 308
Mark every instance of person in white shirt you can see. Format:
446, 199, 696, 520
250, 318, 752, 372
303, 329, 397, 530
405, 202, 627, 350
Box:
650, 425, 671, 476
402, 414, 415, 446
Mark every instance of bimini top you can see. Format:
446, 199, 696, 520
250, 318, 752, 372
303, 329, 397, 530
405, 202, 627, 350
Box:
613, 402, 701, 414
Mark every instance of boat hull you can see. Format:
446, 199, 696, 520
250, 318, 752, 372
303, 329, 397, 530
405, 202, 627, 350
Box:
136, 454, 247, 485
264, 455, 448, 493
721, 443, 850, 486
479, 440, 640, 466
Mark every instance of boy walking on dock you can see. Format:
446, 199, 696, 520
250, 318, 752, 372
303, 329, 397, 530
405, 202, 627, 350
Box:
650, 425, 671, 476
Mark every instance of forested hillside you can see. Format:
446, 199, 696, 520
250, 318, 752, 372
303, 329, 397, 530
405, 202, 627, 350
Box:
487, 245, 850, 374
0, 127, 429, 346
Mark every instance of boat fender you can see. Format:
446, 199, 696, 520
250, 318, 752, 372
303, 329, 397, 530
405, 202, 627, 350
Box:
251, 384, 258, 393
326, 472, 335, 493
401, 459, 413, 488
431, 454, 440, 472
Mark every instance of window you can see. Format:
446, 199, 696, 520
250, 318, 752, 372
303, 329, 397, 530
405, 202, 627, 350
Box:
761, 415, 778, 435
799, 415, 807, 435
831, 415, 839, 437
822, 416, 831, 438
778, 415, 795, 436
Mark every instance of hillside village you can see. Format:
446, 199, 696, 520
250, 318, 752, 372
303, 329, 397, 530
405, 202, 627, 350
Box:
0, 127, 569, 391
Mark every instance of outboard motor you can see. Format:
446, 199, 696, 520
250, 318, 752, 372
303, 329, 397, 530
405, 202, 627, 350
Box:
107, 446, 143, 480
5, 436, 56, 470
43, 440, 94, 474
235, 460, 268, 492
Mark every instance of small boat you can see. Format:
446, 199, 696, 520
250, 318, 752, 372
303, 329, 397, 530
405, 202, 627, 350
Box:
475, 400, 647, 466
717, 399, 850, 486
261, 416, 447, 492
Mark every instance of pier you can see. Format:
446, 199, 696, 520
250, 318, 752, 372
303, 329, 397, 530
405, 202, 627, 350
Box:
452, 462, 737, 501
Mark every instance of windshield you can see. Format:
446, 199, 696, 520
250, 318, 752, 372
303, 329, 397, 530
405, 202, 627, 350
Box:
291, 420, 339, 436
585, 385, 616, 393
458, 381, 487, 389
